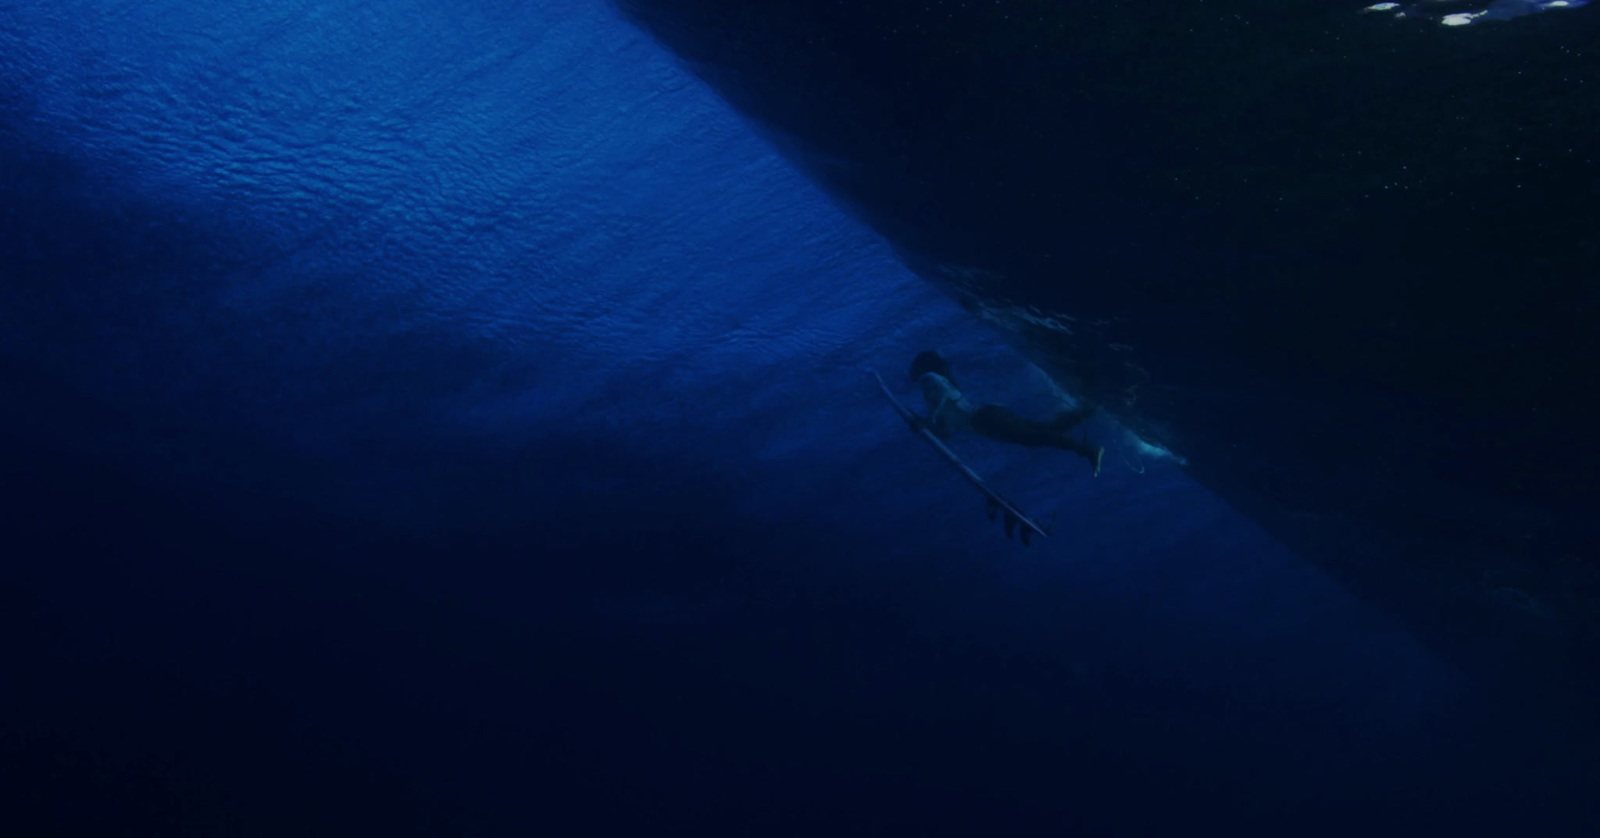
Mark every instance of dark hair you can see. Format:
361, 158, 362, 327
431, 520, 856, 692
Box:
908, 350, 953, 383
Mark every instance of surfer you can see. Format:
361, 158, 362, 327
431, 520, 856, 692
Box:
908, 350, 1104, 477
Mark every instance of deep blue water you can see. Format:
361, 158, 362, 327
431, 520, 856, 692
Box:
2, 0, 1595, 834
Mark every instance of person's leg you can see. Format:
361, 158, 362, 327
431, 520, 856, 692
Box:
970, 404, 1059, 447
1053, 406, 1104, 476
1050, 405, 1095, 431
972, 404, 1104, 475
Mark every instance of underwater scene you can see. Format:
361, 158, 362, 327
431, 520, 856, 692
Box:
3, 0, 1597, 833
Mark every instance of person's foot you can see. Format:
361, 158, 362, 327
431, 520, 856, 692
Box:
1090, 445, 1105, 478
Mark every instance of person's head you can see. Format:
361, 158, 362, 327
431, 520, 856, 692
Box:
908, 350, 953, 383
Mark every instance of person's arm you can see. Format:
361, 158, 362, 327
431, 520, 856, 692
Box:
925, 395, 954, 439
917, 374, 956, 439
928, 396, 947, 438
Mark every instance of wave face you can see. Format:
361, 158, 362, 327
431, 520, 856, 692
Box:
616, 0, 1600, 674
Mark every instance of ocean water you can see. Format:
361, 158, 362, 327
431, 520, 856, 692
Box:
2, 0, 1594, 834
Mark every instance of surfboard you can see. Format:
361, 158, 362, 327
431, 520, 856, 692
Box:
872, 370, 1048, 545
